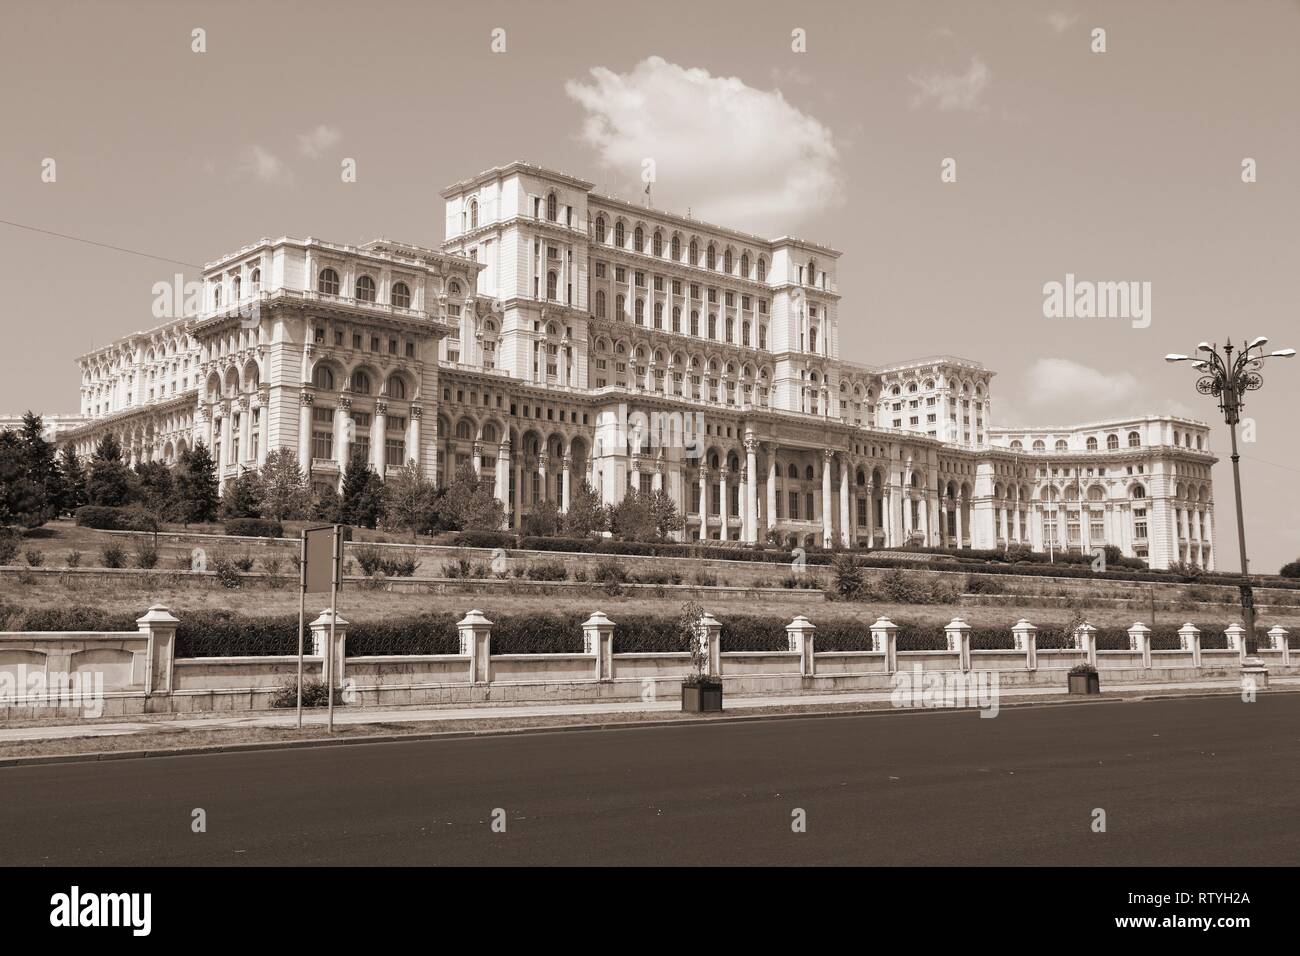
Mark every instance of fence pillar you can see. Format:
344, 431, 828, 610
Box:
944, 617, 971, 672
457, 609, 493, 685
582, 611, 615, 682
700, 611, 722, 676
1224, 623, 1247, 664
1267, 625, 1290, 666
786, 615, 816, 677
137, 603, 179, 695
1011, 619, 1037, 672
1074, 622, 1098, 668
870, 616, 898, 674
1127, 622, 1152, 670
309, 609, 349, 689
1178, 622, 1202, 668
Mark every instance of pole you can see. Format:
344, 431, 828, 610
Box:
1227, 417, 1256, 648
327, 524, 339, 733
296, 532, 306, 729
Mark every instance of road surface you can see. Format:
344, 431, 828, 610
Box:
1, 694, 1296, 865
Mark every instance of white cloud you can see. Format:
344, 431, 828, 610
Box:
1026, 358, 1140, 405
239, 145, 292, 184
908, 56, 991, 112
565, 56, 843, 232
1000, 357, 1203, 427
1045, 11, 1080, 35
297, 124, 341, 158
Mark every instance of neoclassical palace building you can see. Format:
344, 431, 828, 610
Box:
63, 162, 1217, 569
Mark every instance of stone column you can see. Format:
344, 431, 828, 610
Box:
745, 437, 759, 544
137, 603, 180, 696
220, 402, 233, 470
334, 397, 352, 471
1178, 622, 1202, 668
310, 608, 349, 689
699, 611, 723, 676
235, 397, 250, 466
718, 466, 729, 542
870, 616, 898, 674
373, 401, 388, 476
766, 449, 777, 545
256, 393, 269, 468
1127, 621, 1152, 669
537, 452, 550, 502
839, 456, 851, 547
699, 467, 709, 538
458, 609, 493, 685
786, 615, 816, 676
1075, 622, 1098, 667
1267, 625, 1290, 666
945, 617, 971, 672
1011, 618, 1037, 671
582, 611, 615, 682
562, 455, 573, 512
298, 392, 313, 470
408, 404, 422, 471
821, 449, 833, 547
494, 441, 510, 508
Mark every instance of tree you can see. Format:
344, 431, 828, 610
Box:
0, 430, 47, 528
134, 460, 177, 521
832, 552, 864, 599
440, 462, 505, 532
339, 449, 383, 529
1281, 559, 1300, 579
220, 468, 264, 519
380, 461, 438, 541
57, 445, 88, 514
522, 499, 562, 537
561, 479, 608, 538
19, 412, 61, 515
259, 448, 308, 521
312, 483, 342, 523
606, 487, 682, 542
174, 442, 219, 524
87, 434, 135, 507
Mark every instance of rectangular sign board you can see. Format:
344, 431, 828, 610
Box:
303, 525, 340, 594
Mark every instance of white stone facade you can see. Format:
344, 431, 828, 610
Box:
61, 161, 1216, 570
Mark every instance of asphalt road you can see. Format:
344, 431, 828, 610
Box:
2, 694, 1297, 866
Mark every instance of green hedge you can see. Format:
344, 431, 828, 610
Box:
223, 518, 284, 538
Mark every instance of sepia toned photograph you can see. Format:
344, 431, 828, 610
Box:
0, 0, 1296, 936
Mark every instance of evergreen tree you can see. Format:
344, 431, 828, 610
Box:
380, 461, 438, 541
57, 444, 88, 514
522, 499, 561, 537
312, 483, 342, 523
87, 433, 135, 507
220, 468, 264, 519
440, 462, 505, 532
0, 430, 48, 528
339, 449, 384, 529
134, 460, 177, 521
561, 479, 608, 538
259, 447, 308, 520
606, 487, 683, 542
174, 442, 219, 524
19, 412, 61, 514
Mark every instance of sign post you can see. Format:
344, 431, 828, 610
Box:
327, 525, 343, 734
299, 525, 338, 729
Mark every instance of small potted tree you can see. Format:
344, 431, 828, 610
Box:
1068, 662, 1100, 695
680, 601, 722, 712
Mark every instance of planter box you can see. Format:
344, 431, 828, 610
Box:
1068, 672, 1101, 695
681, 683, 723, 712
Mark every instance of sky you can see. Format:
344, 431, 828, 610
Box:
2, 0, 1297, 572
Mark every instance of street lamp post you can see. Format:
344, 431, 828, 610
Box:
1166, 338, 1295, 650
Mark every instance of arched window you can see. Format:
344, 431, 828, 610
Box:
809, 327, 818, 352
312, 365, 335, 390
386, 375, 406, 399
634, 299, 645, 325
595, 216, 607, 242
653, 231, 663, 256
616, 294, 625, 319
1132, 483, 1146, 499
468, 200, 478, 229
807, 259, 818, 286
1032, 440, 1046, 451
391, 282, 411, 309
546, 271, 558, 300
1010, 440, 1023, 450
1086, 436, 1098, 450
725, 318, 734, 342
1128, 431, 1141, 447
706, 244, 716, 270
250, 268, 261, 291
448, 280, 462, 297
758, 325, 767, 350
595, 289, 606, 318
740, 253, 749, 278
456, 420, 473, 440
546, 193, 557, 222
614, 221, 625, 247
653, 302, 663, 329
318, 268, 340, 295
724, 249, 733, 273
351, 371, 372, 394
1107, 433, 1119, 450
671, 235, 681, 259
634, 226, 644, 252
232, 275, 241, 299
690, 310, 699, 336
707, 313, 717, 338
672, 306, 681, 333
355, 275, 376, 302
742, 321, 751, 346
213, 284, 221, 310
1055, 439, 1067, 451
757, 258, 767, 281
689, 239, 699, 265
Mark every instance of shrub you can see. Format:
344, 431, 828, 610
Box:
591, 558, 629, 584
131, 536, 159, 569
65, 550, 83, 568
491, 613, 586, 653
691, 570, 718, 587
23, 548, 44, 568
633, 568, 682, 585
224, 518, 284, 539
347, 613, 461, 656
75, 505, 131, 530
524, 560, 568, 582
451, 531, 515, 550
965, 575, 1004, 595
262, 556, 282, 576
100, 541, 127, 568
233, 552, 255, 572
353, 545, 385, 576
1280, 559, 1300, 579
832, 553, 864, 599
210, 553, 243, 588
0, 533, 20, 566
270, 678, 335, 708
